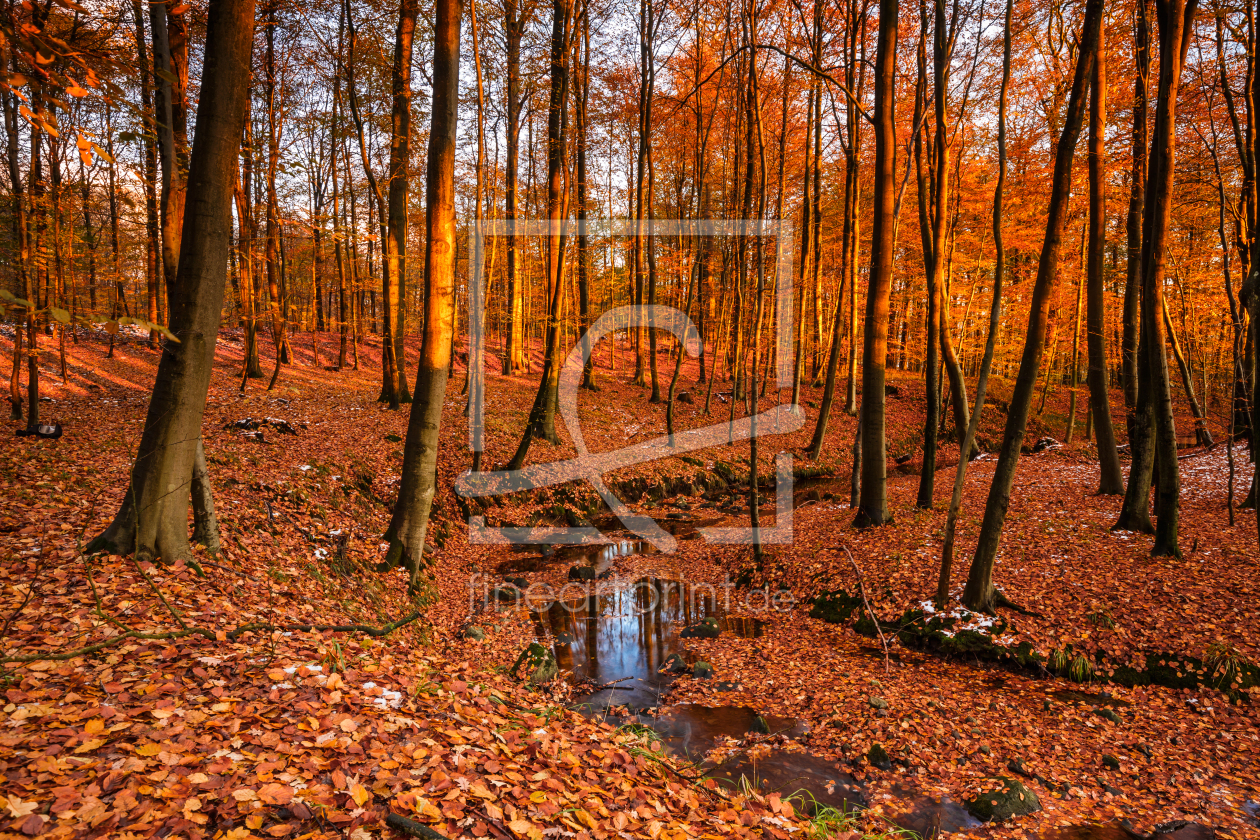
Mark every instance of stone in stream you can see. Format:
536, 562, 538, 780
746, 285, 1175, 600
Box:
567, 565, 596, 582
659, 653, 688, 675
680, 616, 721, 639
692, 661, 714, 680
510, 643, 558, 685
965, 776, 1041, 822
491, 584, 522, 603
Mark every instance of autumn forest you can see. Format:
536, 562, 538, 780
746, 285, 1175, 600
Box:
2, 0, 1259, 837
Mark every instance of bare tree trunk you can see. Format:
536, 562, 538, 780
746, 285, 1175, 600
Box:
382, 0, 421, 406
1141, 0, 1198, 558
937, 0, 1011, 608
502, 0, 528, 377
963, 0, 1102, 612
854, 0, 899, 528
506, 0, 572, 470
384, 0, 461, 584
1086, 21, 1125, 493
89, 0, 256, 562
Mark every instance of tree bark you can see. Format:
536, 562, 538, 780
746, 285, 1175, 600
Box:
88, 0, 256, 562
937, 0, 1011, 608
1086, 21, 1125, 494
854, 0, 899, 528
384, 0, 461, 585
1141, 0, 1198, 558
962, 0, 1101, 612
506, 0, 572, 470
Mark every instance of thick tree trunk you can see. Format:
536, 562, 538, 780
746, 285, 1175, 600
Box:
962, 0, 1101, 612
384, 0, 461, 584
88, 0, 255, 562
854, 0, 899, 528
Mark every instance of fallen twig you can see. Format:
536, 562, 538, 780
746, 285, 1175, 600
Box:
385, 812, 447, 839
841, 546, 890, 674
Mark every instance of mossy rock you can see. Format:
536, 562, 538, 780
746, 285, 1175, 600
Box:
693, 661, 714, 680
492, 584, 522, 603
509, 642, 558, 685
867, 743, 892, 771
681, 617, 721, 639
809, 589, 864, 624
966, 777, 1041, 822
461, 625, 486, 641
567, 565, 596, 582
659, 653, 688, 674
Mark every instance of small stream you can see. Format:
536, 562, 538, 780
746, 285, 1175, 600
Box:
517, 569, 1221, 837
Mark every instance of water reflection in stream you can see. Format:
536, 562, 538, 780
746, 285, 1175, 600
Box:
530, 578, 761, 713
522, 576, 1217, 838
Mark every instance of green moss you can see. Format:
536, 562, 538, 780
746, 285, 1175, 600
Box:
809, 589, 864, 624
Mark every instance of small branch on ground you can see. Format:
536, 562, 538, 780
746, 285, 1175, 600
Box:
841, 545, 890, 674
385, 813, 448, 840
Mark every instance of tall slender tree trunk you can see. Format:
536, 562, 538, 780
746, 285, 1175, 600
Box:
384, 0, 462, 584
854, 0, 899, 528
963, 0, 1102, 612
1141, 0, 1198, 558
502, 0, 527, 376
507, 0, 572, 470
382, 0, 421, 406
1086, 21, 1125, 493
937, 0, 1011, 607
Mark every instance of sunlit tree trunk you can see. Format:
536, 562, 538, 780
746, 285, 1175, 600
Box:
502, 0, 527, 377
854, 0, 899, 528
385, 0, 461, 584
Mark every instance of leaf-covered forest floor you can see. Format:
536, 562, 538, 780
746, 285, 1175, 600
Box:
1, 325, 1257, 839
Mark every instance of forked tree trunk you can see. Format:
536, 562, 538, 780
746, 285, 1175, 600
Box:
854, 0, 898, 528
88, 0, 255, 562
384, 0, 461, 585
962, 0, 1102, 612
